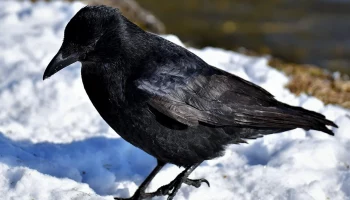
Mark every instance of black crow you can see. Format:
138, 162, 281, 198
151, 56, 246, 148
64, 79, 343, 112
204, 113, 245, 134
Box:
43, 5, 338, 200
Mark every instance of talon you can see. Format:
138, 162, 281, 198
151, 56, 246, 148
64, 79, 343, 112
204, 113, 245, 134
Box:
184, 178, 210, 188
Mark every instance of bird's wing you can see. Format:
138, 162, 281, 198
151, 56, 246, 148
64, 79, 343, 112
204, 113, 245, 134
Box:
135, 63, 289, 128
135, 62, 336, 134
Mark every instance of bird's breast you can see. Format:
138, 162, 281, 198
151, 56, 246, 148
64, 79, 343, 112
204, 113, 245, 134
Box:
81, 65, 127, 127
80, 64, 149, 139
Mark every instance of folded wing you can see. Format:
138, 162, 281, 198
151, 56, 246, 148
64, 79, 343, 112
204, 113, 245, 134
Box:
136, 64, 337, 135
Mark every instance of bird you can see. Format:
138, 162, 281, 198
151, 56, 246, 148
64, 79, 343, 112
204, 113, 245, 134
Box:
43, 5, 338, 200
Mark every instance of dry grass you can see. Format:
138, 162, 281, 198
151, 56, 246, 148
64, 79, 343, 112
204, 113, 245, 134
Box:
269, 59, 350, 108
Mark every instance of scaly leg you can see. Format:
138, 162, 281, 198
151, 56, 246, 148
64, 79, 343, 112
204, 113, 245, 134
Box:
114, 160, 165, 200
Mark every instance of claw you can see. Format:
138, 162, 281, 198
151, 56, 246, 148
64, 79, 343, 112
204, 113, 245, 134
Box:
115, 177, 210, 200
184, 178, 210, 188
137, 164, 205, 200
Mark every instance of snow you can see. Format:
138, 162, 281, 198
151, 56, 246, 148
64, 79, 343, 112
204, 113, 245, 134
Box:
0, 1, 349, 200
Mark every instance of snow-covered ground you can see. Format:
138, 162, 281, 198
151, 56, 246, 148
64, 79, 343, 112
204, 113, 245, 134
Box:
0, 1, 349, 200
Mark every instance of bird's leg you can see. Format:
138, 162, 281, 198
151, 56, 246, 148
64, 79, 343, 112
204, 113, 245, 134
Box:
150, 162, 209, 200
114, 160, 165, 200
165, 163, 207, 200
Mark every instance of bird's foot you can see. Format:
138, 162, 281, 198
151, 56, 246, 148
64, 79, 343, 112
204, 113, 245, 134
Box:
113, 178, 209, 200
184, 178, 210, 188
114, 195, 139, 200
114, 191, 154, 200
152, 177, 210, 200
114, 197, 130, 200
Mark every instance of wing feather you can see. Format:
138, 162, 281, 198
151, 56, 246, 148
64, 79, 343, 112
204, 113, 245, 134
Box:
135, 64, 335, 135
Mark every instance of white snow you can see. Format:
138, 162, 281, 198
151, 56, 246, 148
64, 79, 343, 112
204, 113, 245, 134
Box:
0, 1, 349, 200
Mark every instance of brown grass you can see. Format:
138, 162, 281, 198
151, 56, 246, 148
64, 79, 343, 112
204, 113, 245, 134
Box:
269, 59, 350, 108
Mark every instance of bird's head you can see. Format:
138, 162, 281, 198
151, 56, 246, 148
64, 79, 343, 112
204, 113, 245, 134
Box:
43, 5, 120, 80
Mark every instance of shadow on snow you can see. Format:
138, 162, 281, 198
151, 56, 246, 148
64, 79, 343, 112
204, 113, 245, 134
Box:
0, 132, 159, 196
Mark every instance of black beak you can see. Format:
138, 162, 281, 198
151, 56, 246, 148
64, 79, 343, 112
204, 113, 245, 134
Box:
43, 50, 80, 80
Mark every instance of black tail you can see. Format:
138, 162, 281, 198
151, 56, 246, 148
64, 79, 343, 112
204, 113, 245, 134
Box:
280, 103, 338, 135
228, 103, 338, 136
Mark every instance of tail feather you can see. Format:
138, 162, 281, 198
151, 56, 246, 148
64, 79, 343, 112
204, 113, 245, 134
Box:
228, 103, 337, 136
280, 103, 337, 135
